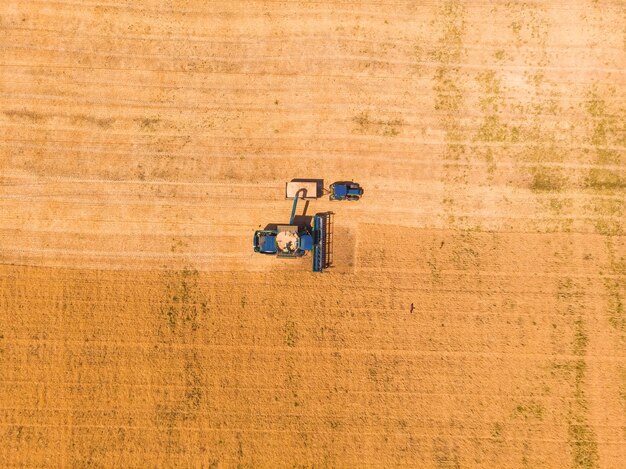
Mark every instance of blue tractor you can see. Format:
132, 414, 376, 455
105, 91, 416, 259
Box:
329, 181, 363, 201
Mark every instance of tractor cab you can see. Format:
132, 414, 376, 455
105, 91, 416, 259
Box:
329, 181, 363, 201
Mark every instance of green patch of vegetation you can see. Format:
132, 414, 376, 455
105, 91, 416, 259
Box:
585, 169, 626, 191
433, 436, 461, 469
551, 360, 574, 376
509, 126, 520, 143
589, 198, 624, 218
445, 143, 466, 161
588, 197, 624, 235
383, 126, 400, 137
477, 115, 509, 142
165, 305, 176, 330
183, 352, 202, 412
477, 70, 501, 95
451, 245, 479, 269
510, 21, 522, 35
430, 1, 466, 162
554, 272, 600, 469
621, 380, 626, 410
284, 359, 302, 408
590, 120, 610, 147
483, 149, 497, 174
484, 149, 494, 165
494, 49, 505, 61
573, 319, 589, 357
584, 89, 624, 214
353, 112, 369, 129
585, 94, 605, 118
170, 238, 188, 253
158, 270, 207, 423
557, 277, 581, 300
430, 1, 464, 62
530, 72, 544, 87
284, 320, 298, 347
427, 259, 442, 283
521, 441, 532, 468
3, 109, 45, 122
596, 149, 620, 165
548, 197, 565, 214
605, 279, 625, 331
474, 69, 516, 148
520, 139, 551, 162
568, 423, 599, 469
491, 422, 504, 440
514, 401, 545, 420
433, 68, 464, 112
606, 240, 626, 275
593, 219, 622, 236
137, 117, 160, 131
160, 267, 204, 334
582, 86, 625, 236
530, 168, 564, 192
352, 111, 405, 137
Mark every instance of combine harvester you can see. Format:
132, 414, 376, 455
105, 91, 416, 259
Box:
253, 180, 331, 272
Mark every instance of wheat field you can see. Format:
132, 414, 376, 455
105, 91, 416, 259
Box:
1, 1, 625, 467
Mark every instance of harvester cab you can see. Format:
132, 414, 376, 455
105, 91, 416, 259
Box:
253, 230, 278, 254
275, 225, 312, 258
329, 181, 363, 201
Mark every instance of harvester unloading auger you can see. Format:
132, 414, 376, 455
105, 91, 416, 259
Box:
253, 179, 361, 272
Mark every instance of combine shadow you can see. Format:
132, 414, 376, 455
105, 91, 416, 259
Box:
292, 215, 313, 230
264, 218, 312, 231
290, 199, 313, 229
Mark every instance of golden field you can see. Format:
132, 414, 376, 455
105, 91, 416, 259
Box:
1, 1, 625, 467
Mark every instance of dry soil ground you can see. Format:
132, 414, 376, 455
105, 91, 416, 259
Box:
1, 0, 625, 467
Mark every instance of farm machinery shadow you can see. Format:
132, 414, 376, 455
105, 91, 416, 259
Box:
265, 201, 312, 231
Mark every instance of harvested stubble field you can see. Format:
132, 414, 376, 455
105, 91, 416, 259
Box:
1, 0, 625, 467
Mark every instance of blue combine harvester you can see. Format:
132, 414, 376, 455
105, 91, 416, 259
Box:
253, 188, 329, 272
